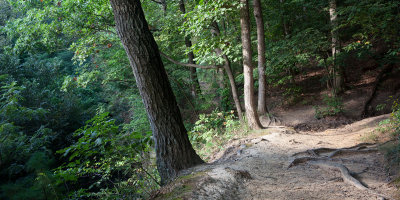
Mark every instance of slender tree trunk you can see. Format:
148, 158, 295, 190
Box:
240, 0, 263, 129
109, 0, 203, 185
329, 0, 344, 95
179, 0, 201, 98
211, 22, 244, 120
220, 53, 244, 120
253, 0, 268, 115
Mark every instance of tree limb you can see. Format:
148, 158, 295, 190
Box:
160, 52, 219, 69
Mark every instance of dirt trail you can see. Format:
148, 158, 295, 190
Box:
155, 114, 398, 200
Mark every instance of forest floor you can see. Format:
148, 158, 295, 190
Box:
152, 64, 400, 199
153, 114, 399, 200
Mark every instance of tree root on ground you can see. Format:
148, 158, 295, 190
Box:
288, 143, 392, 200
291, 142, 377, 157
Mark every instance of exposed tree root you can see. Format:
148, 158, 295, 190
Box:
328, 148, 378, 158
309, 161, 390, 199
309, 161, 368, 190
291, 143, 376, 157
287, 156, 341, 169
289, 143, 392, 199
287, 156, 366, 169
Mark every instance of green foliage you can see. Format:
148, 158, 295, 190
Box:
0, 80, 62, 200
181, 0, 242, 64
391, 100, 400, 134
376, 99, 400, 165
189, 110, 243, 159
314, 95, 344, 119
0, 27, 99, 200
55, 113, 158, 199
283, 85, 302, 106
219, 86, 234, 112
338, 0, 400, 43
0, 0, 399, 198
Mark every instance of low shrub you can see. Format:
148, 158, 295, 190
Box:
314, 95, 344, 119
189, 110, 245, 160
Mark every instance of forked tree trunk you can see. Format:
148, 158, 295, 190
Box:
329, 0, 344, 95
253, 0, 268, 115
240, 0, 263, 129
179, 0, 201, 98
109, 0, 203, 185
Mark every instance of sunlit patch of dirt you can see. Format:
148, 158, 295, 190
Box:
152, 115, 399, 200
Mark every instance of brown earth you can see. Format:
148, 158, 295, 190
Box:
152, 114, 399, 200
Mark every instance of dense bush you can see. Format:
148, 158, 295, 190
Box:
55, 113, 158, 199
189, 110, 244, 159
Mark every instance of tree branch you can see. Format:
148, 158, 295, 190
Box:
160, 52, 219, 69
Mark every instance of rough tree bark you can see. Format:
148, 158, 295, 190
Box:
211, 22, 244, 120
240, 0, 263, 129
109, 0, 204, 185
329, 0, 344, 95
253, 0, 268, 115
179, 0, 201, 98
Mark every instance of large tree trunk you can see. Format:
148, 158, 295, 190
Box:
211, 22, 244, 120
253, 0, 268, 115
240, 0, 263, 129
329, 0, 344, 95
179, 0, 201, 98
109, 0, 203, 185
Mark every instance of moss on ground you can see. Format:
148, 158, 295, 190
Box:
153, 171, 209, 200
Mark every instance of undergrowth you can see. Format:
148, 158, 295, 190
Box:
54, 113, 159, 199
314, 94, 344, 119
379, 99, 400, 162
372, 98, 400, 190
189, 110, 249, 161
